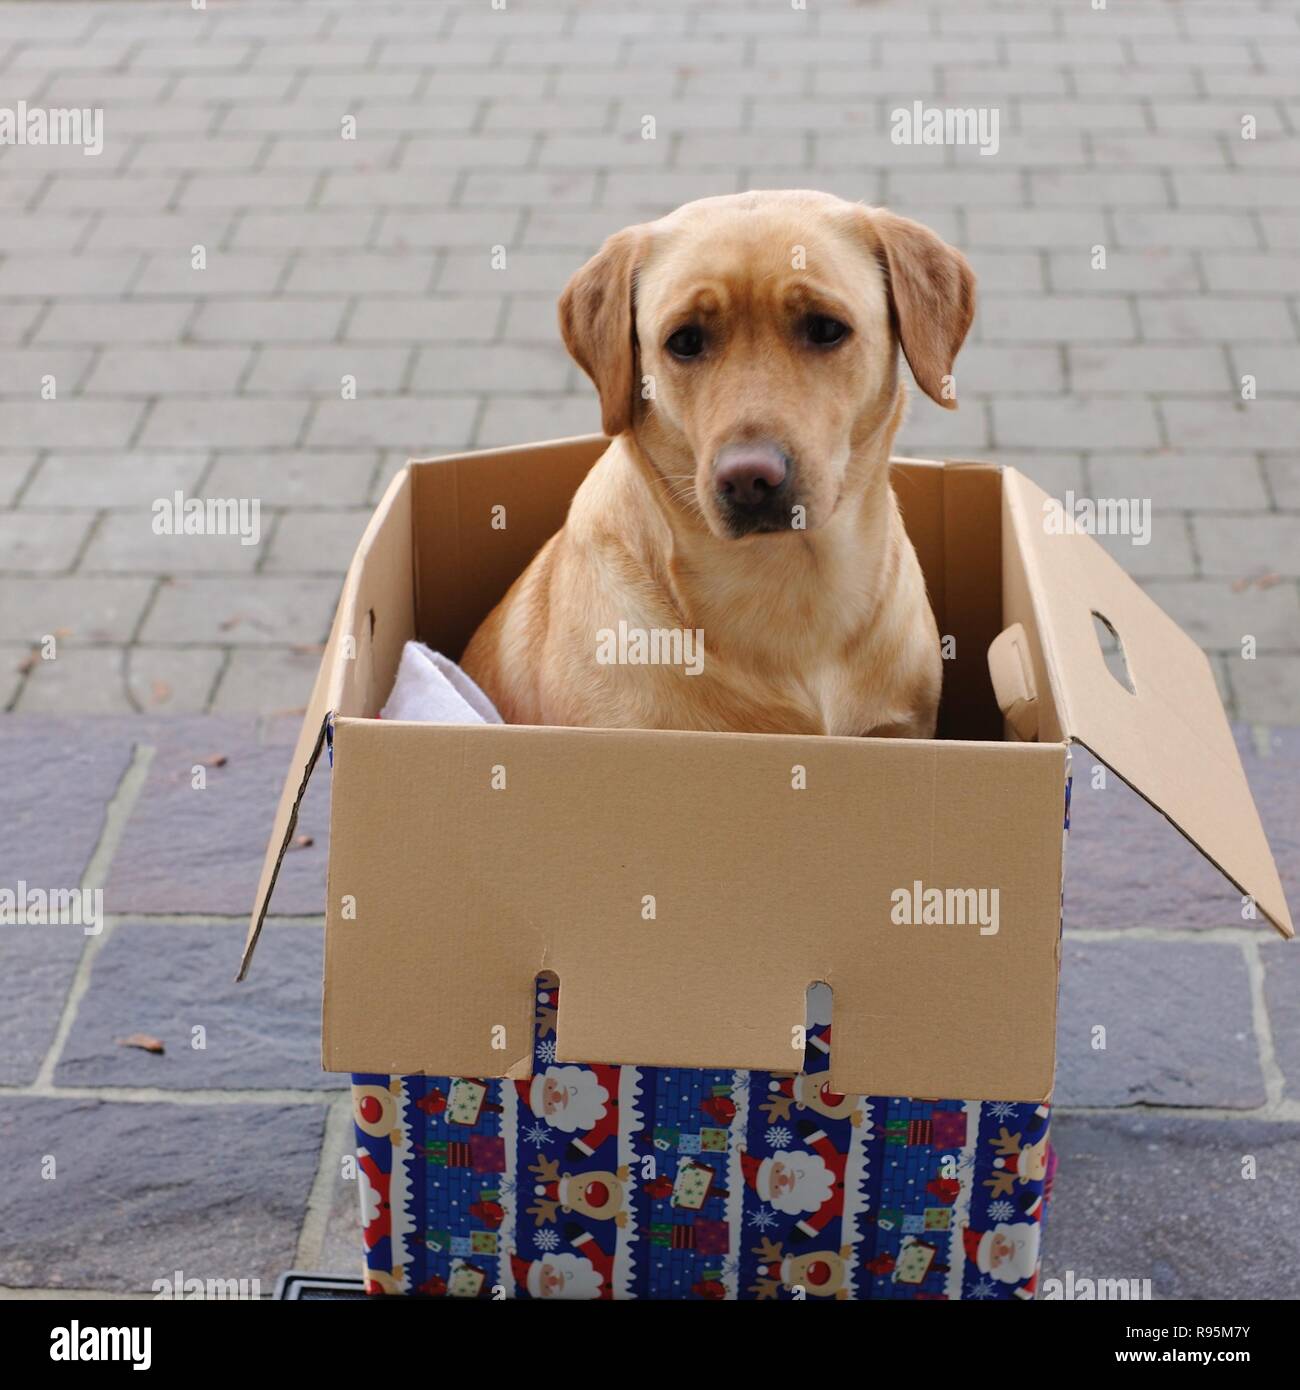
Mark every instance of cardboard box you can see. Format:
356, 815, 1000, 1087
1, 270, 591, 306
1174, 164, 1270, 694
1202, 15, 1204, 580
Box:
241, 436, 1292, 1298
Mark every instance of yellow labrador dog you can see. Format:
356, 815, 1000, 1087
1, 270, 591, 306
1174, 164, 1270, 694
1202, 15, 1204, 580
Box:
462, 190, 974, 737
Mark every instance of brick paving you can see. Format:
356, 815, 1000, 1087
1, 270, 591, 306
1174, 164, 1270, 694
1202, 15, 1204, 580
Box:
0, 715, 1297, 1296
0, 0, 1293, 719
1, 0, 1298, 1301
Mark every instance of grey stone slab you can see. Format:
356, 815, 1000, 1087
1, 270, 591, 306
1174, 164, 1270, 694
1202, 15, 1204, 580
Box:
55, 922, 336, 1091
1137, 296, 1297, 342
476, 395, 601, 450
1095, 516, 1196, 581
82, 513, 262, 575
265, 509, 371, 574
244, 345, 411, 395
317, 1111, 364, 1278
1261, 941, 1300, 1104
1055, 939, 1264, 1109
0, 645, 24, 710
35, 300, 196, 345
22, 453, 208, 509
1067, 345, 1231, 394
1051, 247, 1206, 296
894, 398, 991, 454
106, 717, 330, 916
1063, 725, 1298, 932
140, 399, 310, 451
993, 397, 1160, 451
0, 1097, 327, 1292
12, 646, 136, 715
1089, 452, 1269, 514
306, 396, 478, 451
139, 574, 340, 647
1194, 514, 1300, 578
0, 927, 86, 1086
0, 510, 97, 573
411, 342, 571, 395
133, 251, 278, 300
1141, 578, 1300, 651
0, 452, 36, 504
0, 576, 154, 646
83, 347, 252, 396
203, 451, 379, 508
125, 645, 227, 715
1242, 725, 1300, 918
346, 296, 503, 343
1040, 1113, 1300, 1300
210, 646, 323, 715
1230, 655, 1300, 727
0, 718, 135, 885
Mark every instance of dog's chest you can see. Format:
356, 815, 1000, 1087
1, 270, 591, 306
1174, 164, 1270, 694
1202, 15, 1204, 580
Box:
784, 660, 893, 738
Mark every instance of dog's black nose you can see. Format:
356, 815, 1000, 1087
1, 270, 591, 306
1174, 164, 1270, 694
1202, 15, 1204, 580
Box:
714, 443, 790, 528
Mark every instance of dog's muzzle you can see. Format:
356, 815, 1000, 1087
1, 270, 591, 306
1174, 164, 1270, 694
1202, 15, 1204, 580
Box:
713, 441, 794, 535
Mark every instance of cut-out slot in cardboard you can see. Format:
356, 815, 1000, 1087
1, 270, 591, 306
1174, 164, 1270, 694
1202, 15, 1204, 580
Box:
1091, 610, 1136, 696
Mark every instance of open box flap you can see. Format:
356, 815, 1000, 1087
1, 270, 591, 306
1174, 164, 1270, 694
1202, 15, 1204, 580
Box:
237, 639, 336, 981
1002, 468, 1293, 939
239, 465, 415, 979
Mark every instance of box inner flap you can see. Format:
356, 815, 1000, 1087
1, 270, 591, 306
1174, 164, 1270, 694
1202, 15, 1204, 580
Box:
323, 719, 1067, 1100
412, 434, 609, 662
1002, 468, 1293, 938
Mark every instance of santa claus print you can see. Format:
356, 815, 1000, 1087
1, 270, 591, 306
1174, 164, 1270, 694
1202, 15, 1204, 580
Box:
510, 1241, 609, 1300
357, 1149, 391, 1251
741, 1121, 847, 1244
517, 1063, 620, 1158
962, 1218, 1041, 1287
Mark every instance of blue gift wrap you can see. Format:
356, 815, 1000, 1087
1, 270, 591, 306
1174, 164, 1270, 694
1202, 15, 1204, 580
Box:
351, 974, 1057, 1301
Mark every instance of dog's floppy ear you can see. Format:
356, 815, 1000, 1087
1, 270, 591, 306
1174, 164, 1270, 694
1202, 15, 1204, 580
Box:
558, 226, 644, 437
867, 210, 975, 411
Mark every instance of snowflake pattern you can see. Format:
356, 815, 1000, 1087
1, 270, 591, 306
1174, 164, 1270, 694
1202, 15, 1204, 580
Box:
746, 1207, 778, 1231
536, 1039, 557, 1065
987, 1199, 1016, 1223
986, 1101, 1019, 1123
533, 1227, 560, 1253
522, 1122, 554, 1147
765, 1125, 792, 1149
967, 1277, 1000, 1300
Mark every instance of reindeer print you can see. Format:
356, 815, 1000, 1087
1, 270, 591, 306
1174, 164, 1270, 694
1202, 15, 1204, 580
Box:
526, 1154, 630, 1228
748, 1237, 856, 1300
983, 1123, 1051, 1201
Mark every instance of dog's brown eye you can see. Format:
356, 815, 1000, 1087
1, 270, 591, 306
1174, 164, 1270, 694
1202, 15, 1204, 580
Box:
666, 325, 704, 359
806, 315, 849, 347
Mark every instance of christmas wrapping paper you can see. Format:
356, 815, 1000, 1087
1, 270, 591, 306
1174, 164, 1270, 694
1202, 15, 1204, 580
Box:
352, 981, 1057, 1301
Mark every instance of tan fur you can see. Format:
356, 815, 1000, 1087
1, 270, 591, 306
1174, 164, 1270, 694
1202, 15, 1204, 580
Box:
462, 190, 975, 738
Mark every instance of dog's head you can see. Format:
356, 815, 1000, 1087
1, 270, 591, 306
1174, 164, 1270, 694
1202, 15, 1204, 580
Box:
559, 190, 974, 539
